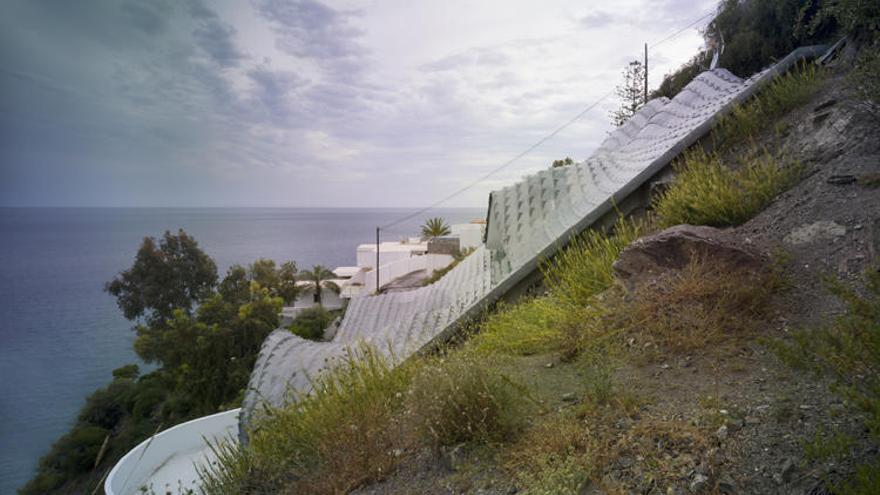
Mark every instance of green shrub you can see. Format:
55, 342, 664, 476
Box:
407, 351, 522, 446
802, 426, 854, 462
770, 269, 880, 439
288, 306, 333, 341
714, 63, 825, 147
542, 217, 646, 308
469, 297, 572, 356
654, 147, 804, 228
836, 461, 880, 495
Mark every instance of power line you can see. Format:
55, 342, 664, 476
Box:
379, 8, 718, 231
380, 91, 613, 230
649, 10, 716, 49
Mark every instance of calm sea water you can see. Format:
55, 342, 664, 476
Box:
0, 207, 483, 493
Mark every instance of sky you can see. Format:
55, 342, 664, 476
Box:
0, 0, 717, 208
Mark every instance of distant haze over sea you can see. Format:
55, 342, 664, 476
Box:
0, 207, 483, 493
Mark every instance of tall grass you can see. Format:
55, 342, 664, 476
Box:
542, 217, 646, 308
714, 62, 825, 147
200, 346, 525, 494
468, 297, 572, 356
654, 147, 804, 228
407, 351, 522, 447
200, 347, 413, 494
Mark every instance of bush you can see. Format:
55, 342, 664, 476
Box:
407, 352, 522, 446
469, 297, 573, 356
288, 306, 333, 341
770, 269, 880, 438
202, 348, 412, 494
653, 147, 804, 228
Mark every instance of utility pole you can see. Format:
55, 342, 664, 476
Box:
375, 227, 380, 294
644, 42, 649, 104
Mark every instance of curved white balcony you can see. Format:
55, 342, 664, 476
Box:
105, 408, 239, 495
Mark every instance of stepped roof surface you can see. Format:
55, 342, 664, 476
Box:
239, 46, 827, 439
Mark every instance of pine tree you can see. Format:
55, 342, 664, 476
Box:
610, 60, 647, 127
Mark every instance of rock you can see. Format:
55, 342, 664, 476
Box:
783, 221, 847, 246
780, 458, 796, 483
612, 225, 763, 292
690, 473, 709, 492
716, 425, 729, 440
562, 392, 578, 402
717, 475, 737, 494
826, 174, 857, 185
441, 443, 466, 472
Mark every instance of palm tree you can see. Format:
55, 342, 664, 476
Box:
421, 217, 451, 239
298, 265, 339, 306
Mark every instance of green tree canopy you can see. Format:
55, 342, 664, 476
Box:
551, 157, 575, 168
105, 229, 217, 325
298, 265, 339, 306
610, 60, 647, 127
421, 217, 452, 238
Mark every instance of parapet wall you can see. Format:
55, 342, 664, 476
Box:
239, 45, 829, 441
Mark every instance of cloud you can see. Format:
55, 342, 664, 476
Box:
1, 0, 716, 208
578, 11, 616, 29
192, 17, 246, 67
253, 0, 366, 69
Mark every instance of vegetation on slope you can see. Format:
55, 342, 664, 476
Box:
21, 232, 311, 495
199, 31, 880, 493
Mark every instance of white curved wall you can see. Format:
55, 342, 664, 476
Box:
105, 409, 239, 495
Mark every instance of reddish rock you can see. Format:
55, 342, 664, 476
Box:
612, 224, 764, 292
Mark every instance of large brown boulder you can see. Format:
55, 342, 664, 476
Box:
612, 225, 764, 292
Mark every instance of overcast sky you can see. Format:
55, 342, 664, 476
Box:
0, 0, 716, 208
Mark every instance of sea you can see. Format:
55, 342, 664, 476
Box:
0, 207, 484, 493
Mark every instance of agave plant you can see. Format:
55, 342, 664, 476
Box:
421, 217, 451, 239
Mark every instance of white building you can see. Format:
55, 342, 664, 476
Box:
451, 220, 486, 250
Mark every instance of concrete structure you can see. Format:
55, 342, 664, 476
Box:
105, 409, 238, 495
105, 46, 828, 495
356, 240, 426, 269
451, 221, 486, 250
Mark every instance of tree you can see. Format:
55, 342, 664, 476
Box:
105, 230, 217, 326
288, 306, 333, 341
610, 60, 647, 127
551, 157, 575, 168
248, 259, 300, 304
298, 265, 339, 306
421, 217, 451, 238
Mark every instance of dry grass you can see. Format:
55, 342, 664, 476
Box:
508, 408, 712, 495
611, 256, 777, 357
199, 347, 413, 494
406, 351, 523, 447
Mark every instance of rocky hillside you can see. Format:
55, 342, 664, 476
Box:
200, 39, 879, 495
347, 53, 880, 495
